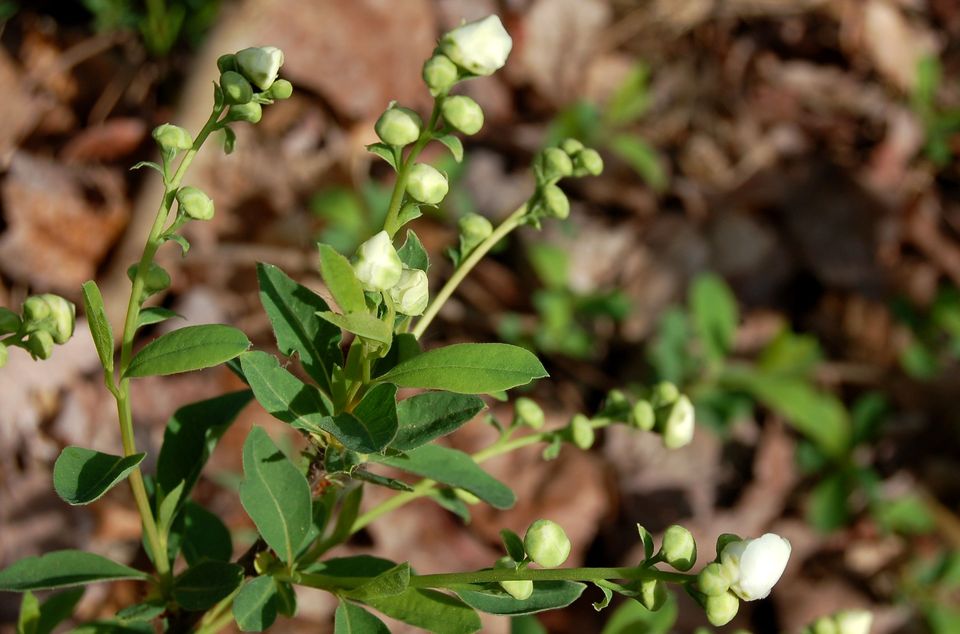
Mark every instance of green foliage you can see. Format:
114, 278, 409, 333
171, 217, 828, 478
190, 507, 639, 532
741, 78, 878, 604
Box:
454, 581, 586, 616
124, 324, 250, 377
83, 0, 221, 57
911, 56, 960, 167
53, 447, 145, 505
172, 561, 244, 611
0, 551, 147, 591
233, 576, 281, 631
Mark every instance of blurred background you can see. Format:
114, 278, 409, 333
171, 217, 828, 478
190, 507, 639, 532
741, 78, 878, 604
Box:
1, 0, 959, 632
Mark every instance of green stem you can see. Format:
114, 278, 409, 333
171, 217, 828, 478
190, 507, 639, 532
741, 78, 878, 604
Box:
412, 203, 528, 339
107, 106, 223, 577
383, 101, 442, 238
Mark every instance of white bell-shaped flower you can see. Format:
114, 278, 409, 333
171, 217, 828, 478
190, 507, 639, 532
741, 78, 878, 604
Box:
236, 46, 284, 91
720, 533, 791, 601
353, 231, 402, 291
440, 15, 513, 76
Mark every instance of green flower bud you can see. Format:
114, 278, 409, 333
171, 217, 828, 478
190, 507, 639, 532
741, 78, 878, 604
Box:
217, 53, 237, 73
406, 163, 448, 205
458, 213, 493, 254
228, 101, 262, 124
389, 267, 429, 316
22, 296, 50, 325
376, 106, 423, 147
705, 591, 739, 627
268, 78, 293, 100
631, 400, 655, 431
835, 611, 873, 634
638, 578, 667, 611
661, 394, 695, 449
440, 15, 513, 77
353, 231, 403, 291
176, 186, 215, 221
423, 54, 459, 96
152, 123, 193, 154
39, 294, 75, 344
573, 148, 604, 176
495, 557, 533, 600
660, 524, 697, 571
220, 70, 254, 105
26, 330, 53, 360
127, 262, 172, 295
560, 138, 584, 155
650, 381, 679, 407
698, 562, 730, 596
541, 184, 569, 219
441, 95, 484, 135
537, 148, 573, 182
0, 308, 20, 334
524, 519, 571, 568
236, 46, 284, 91
514, 397, 545, 430
570, 414, 595, 450
812, 617, 839, 634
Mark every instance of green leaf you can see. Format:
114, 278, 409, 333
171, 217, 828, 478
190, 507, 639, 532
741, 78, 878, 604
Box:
136, 307, 182, 329
335, 601, 390, 634
363, 589, 480, 634
758, 329, 822, 377
81, 281, 113, 373
499, 529, 526, 563
873, 494, 936, 535
393, 392, 485, 451
454, 581, 586, 616
156, 390, 252, 500
348, 563, 411, 600
395, 203, 423, 231
172, 561, 243, 611
427, 488, 471, 523
397, 230, 429, 272
130, 161, 162, 173
233, 576, 279, 632
257, 262, 342, 394
0, 551, 147, 591
349, 382, 399, 451
318, 311, 392, 345
370, 445, 515, 509
600, 592, 677, 634
373, 333, 421, 377
115, 601, 164, 622
319, 244, 368, 314
53, 447, 145, 506
437, 134, 464, 162
240, 350, 333, 427
124, 324, 250, 378
180, 502, 233, 565
71, 621, 153, 633
17, 591, 39, 634
366, 143, 399, 171
375, 343, 548, 394
511, 615, 547, 634
165, 233, 191, 256
326, 488, 363, 547
239, 427, 312, 563
32, 588, 84, 634
807, 472, 850, 532
689, 273, 738, 364
608, 134, 667, 192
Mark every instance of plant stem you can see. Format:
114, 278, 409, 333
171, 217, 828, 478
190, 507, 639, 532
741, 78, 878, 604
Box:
412, 203, 528, 339
107, 107, 223, 577
383, 101, 442, 238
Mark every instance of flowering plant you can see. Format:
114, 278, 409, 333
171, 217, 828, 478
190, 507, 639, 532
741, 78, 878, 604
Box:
0, 16, 812, 633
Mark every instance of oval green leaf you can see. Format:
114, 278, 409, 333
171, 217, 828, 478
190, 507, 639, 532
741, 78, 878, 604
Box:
172, 561, 243, 611
0, 551, 147, 591
393, 392, 485, 451
81, 281, 113, 372
233, 576, 279, 632
124, 324, 250, 378
53, 447, 145, 506
454, 581, 586, 616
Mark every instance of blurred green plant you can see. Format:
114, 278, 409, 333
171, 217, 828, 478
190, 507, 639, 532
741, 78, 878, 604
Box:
906, 549, 960, 634
912, 55, 960, 168
894, 285, 960, 380
83, 0, 220, 57
546, 64, 668, 192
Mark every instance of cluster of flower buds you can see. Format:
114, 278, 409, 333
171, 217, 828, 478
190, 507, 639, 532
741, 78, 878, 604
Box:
696, 533, 792, 626
529, 139, 604, 222
0, 294, 76, 365
802, 610, 873, 634
494, 519, 571, 600
422, 15, 513, 97
626, 382, 695, 449
352, 231, 429, 316
217, 46, 292, 125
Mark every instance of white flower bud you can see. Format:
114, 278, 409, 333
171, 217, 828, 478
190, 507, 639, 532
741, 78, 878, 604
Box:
441, 96, 484, 135
661, 394, 695, 449
406, 163, 448, 205
835, 611, 873, 634
524, 519, 571, 568
176, 186, 215, 221
39, 294, 76, 344
661, 524, 697, 571
440, 15, 513, 76
495, 557, 532, 600
514, 397, 545, 429
389, 268, 429, 316
720, 533, 792, 601
423, 54, 459, 96
353, 231, 402, 292
235, 46, 284, 91
705, 591, 740, 627
152, 124, 193, 153
376, 106, 423, 147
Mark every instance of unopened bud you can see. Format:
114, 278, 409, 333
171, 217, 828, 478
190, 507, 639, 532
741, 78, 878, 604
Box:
458, 213, 493, 254
573, 148, 604, 176
353, 231, 403, 292
661, 394, 695, 449
495, 557, 532, 600
705, 591, 739, 627
661, 524, 697, 571
570, 414, 595, 450
422, 55, 459, 96
835, 611, 873, 634
440, 15, 513, 77
638, 579, 667, 611
217, 54, 237, 73
541, 184, 569, 220
235, 46, 284, 91
376, 106, 423, 147
406, 163, 448, 205
39, 294, 75, 344
227, 101, 262, 124
514, 397, 545, 429
268, 79, 293, 100
220, 71, 253, 105
152, 124, 193, 154
631, 400, 655, 431
698, 562, 730, 596
26, 330, 53, 360
22, 296, 50, 325
537, 148, 573, 182
560, 138, 584, 155
176, 186, 215, 221
389, 268, 429, 316
650, 381, 679, 407
812, 617, 839, 634
524, 519, 571, 568
442, 96, 484, 135
0, 308, 19, 334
